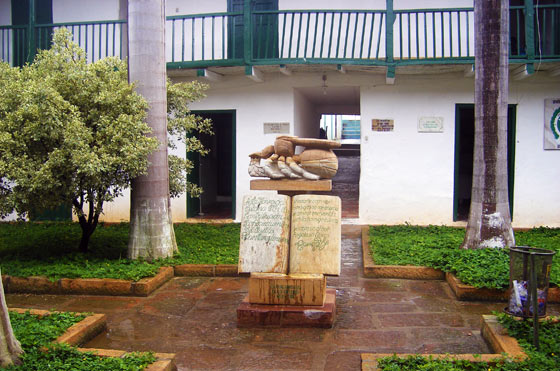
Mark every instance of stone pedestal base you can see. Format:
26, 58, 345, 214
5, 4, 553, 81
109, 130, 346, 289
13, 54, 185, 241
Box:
237, 288, 336, 328
248, 273, 326, 306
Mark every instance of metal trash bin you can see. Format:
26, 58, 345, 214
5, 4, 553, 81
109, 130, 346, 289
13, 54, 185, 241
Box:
506, 246, 556, 318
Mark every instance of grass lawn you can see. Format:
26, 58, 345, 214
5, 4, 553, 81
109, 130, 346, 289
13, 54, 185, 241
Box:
369, 225, 560, 289
0, 222, 240, 281
3, 311, 155, 370
377, 313, 560, 370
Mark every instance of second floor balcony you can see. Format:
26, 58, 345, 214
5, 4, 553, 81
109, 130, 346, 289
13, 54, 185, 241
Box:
1, 1, 558, 74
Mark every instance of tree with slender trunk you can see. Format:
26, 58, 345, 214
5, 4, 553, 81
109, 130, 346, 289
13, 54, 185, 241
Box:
461, 0, 515, 249
127, 0, 178, 260
0, 270, 23, 367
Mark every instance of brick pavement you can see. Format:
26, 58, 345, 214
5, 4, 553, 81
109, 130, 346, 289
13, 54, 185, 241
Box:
7, 225, 558, 370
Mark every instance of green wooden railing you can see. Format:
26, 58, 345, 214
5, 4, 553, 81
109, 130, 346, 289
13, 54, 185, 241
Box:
0, 25, 27, 66
165, 2, 560, 69
1, 3, 558, 69
0, 20, 125, 66
393, 8, 474, 61
534, 3, 560, 58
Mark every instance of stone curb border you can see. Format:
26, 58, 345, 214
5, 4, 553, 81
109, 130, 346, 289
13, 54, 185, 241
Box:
361, 314, 526, 370
362, 226, 560, 303
361, 226, 444, 280
1, 262, 243, 297
174, 264, 239, 277
9, 308, 107, 346
446, 272, 509, 302
2, 267, 175, 297
9, 308, 176, 371
75, 348, 176, 371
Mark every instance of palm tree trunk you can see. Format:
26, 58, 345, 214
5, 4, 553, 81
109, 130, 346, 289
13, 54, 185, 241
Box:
0, 269, 23, 367
461, 0, 515, 249
127, 0, 177, 260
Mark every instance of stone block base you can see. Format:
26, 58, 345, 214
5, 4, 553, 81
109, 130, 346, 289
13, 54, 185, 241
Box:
248, 273, 326, 306
237, 288, 336, 328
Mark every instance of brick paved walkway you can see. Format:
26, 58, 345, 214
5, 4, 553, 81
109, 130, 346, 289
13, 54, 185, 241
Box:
7, 225, 559, 370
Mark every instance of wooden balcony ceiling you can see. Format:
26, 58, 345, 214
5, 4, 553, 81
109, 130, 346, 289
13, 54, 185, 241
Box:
167, 60, 560, 79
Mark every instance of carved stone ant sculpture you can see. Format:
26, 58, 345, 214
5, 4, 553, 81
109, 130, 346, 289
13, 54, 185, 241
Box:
248, 136, 340, 180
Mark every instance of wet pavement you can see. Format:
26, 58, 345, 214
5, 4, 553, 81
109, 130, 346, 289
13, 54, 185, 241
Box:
318, 156, 360, 219
7, 225, 559, 370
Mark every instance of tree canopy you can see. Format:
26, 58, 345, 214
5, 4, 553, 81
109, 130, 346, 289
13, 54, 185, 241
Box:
0, 29, 158, 251
0, 29, 211, 253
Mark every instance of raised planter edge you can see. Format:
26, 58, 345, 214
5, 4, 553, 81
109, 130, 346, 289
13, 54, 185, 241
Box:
9, 307, 176, 370
4, 266, 174, 297
362, 226, 445, 280
361, 314, 527, 370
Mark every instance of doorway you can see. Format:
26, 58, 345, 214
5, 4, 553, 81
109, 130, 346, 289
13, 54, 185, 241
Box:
453, 104, 516, 221
320, 114, 361, 219
294, 86, 361, 219
187, 110, 236, 219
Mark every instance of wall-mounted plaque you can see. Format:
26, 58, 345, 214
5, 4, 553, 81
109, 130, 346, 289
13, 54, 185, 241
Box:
418, 117, 444, 133
544, 99, 560, 150
371, 119, 394, 132
264, 122, 290, 134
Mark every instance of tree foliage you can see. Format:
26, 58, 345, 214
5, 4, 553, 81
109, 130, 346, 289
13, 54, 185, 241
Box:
0, 29, 211, 253
166, 79, 212, 199
0, 29, 158, 251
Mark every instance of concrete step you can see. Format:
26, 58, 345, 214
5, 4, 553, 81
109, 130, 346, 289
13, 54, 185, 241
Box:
334, 144, 360, 156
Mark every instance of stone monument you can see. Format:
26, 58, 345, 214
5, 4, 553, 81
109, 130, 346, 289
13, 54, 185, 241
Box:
237, 136, 341, 328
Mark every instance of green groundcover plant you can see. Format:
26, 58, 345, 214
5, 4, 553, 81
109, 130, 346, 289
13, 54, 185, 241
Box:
0, 222, 240, 281
2, 311, 155, 370
377, 313, 560, 370
369, 225, 560, 289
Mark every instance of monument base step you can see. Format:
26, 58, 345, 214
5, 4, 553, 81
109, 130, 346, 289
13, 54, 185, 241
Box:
249, 273, 326, 306
236, 288, 336, 328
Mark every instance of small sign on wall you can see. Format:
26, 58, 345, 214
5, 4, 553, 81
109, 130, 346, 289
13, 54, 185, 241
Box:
544, 99, 560, 150
371, 119, 394, 132
264, 122, 290, 134
418, 117, 444, 133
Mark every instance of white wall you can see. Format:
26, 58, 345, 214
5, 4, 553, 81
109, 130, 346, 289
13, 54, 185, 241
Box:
53, 0, 119, 22
175, 69, 560, 228
360, 74, 473, 226
293, 89, 320, 139
510, 78, 560, 227
0, 0, 10, 24
359, 72, 560, 228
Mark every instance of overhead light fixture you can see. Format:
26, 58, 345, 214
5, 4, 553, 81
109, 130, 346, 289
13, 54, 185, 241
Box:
322, 74, 328, 95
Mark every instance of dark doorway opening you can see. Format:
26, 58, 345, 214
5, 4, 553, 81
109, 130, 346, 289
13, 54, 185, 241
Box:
453, 104, 516, 221
319, 113, 361, 219
187, 111, 236, 219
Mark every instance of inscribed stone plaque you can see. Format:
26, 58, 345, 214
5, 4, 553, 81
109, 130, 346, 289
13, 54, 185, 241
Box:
263, 122, 290, 134
289, 195, 341, 275
418, 117, 444, 133
371, 119, 394, 132
238, 194, 291, 273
